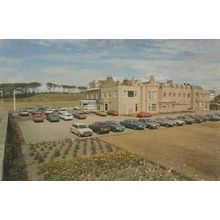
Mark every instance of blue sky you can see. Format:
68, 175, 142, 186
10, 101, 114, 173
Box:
0, 39, 219, 93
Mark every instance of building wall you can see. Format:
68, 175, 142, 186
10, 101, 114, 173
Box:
158, 84, 192, 113
191, 89, 210, 111
86, 76, 211, 114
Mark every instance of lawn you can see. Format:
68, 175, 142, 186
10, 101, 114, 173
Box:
100, 122, 220, 180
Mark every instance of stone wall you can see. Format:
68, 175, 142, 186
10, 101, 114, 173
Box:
0, 107, 8, 180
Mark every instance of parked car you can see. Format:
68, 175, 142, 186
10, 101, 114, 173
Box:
105, 121, 125, 132
73, 106, 80, 110
138, 118, 160, 129
70, 123, 93, 137
166, 117, 185, 126
214, 113, 220, 117
80, 109, 91, 114
120, 119, 145, 130
73, 112, 87, 119
137, 111, 153, 118
154, 118, 175, 127
46, 113, 60, 122
185, 115, 203, 123
60, 112, 73, 120
107, 110, 119, 116
45, 108, 54, 115
58, 108, 68, 114
26, 107, 34, 113
89, 122, 111, 134
177, 116, 194, 124
32, 113, 44, 122
96, 111, 108, 116
19, 108, 29, 116
193, 114, 208, 122
205, 114, 220, 121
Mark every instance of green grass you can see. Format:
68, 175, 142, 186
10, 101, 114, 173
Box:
2, 93, 85, 109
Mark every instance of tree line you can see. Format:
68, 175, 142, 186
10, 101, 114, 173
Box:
46, 82, 87, 93
0, 82, 87, 98
0, 82, 41, 97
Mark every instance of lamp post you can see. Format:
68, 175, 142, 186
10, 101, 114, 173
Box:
0, 89, 3, 104
13, 89, 16, 112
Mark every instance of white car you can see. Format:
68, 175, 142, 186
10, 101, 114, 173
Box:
45, 108, 54, 115
60, 112, 73, 120
58, 108, 67, 114
70, 123, 93, 137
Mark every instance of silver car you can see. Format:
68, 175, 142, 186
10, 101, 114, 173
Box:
166, 117, 185, 126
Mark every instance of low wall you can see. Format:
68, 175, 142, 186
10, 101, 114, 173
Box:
0, 107, 8, 180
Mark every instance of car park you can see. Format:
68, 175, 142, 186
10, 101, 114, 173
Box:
89, 122, 111, 134
205, 114, 220, 121
138, 118, 160, 129
70, 123, 93, 137
60, 112, 73, 120
107, 110, 119, 116
105, 121, 125, 132
19, 108, 29, 116
154, 118, 175, 127
177, 116, 194, 124
96, 111, 108, 116
73, 112, 87, 119
46, 113, 60, 122
120, 119, 145, 130
32, 113, 44, 123
137, 111, 153, 118
166, 117, 185, 126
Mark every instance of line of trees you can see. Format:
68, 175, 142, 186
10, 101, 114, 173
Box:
0, 82, 42, 98
46, 82, 87, 93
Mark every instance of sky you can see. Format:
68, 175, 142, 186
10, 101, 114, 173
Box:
0, 39, 219, 94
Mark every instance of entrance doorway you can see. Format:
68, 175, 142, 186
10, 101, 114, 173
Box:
105, 103, 108, 111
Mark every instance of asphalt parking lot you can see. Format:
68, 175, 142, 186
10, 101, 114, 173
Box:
16, 110, 220, 144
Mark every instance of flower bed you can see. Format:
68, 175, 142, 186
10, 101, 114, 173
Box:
39, 152, 186, 181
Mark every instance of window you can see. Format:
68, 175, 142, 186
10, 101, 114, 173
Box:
178, 93, 181, 97
173, 93, 176, 97
128, 91, 134, 97
169, 92, 172, 97
148, 105, 151, 111
152, 104, 157, 111
188, 93, 190, 97
113, 91, 117, 98
148, 91, 152, 99
135, 104, 138, 112
163, 93, 166, 97
134, 91, 137, 97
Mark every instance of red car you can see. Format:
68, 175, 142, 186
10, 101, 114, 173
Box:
107, 110, 119, 116
32, 113, 44, 122
137, 111, 152, 118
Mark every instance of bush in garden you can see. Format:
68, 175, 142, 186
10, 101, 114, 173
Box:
53, 149, 61, 158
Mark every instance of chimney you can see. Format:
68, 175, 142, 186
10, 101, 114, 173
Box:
149, 75, 155, 82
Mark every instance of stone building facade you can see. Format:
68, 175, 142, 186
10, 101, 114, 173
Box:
86, 75, 210, 115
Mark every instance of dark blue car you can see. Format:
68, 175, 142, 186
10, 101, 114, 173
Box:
120, 119, 145, 130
